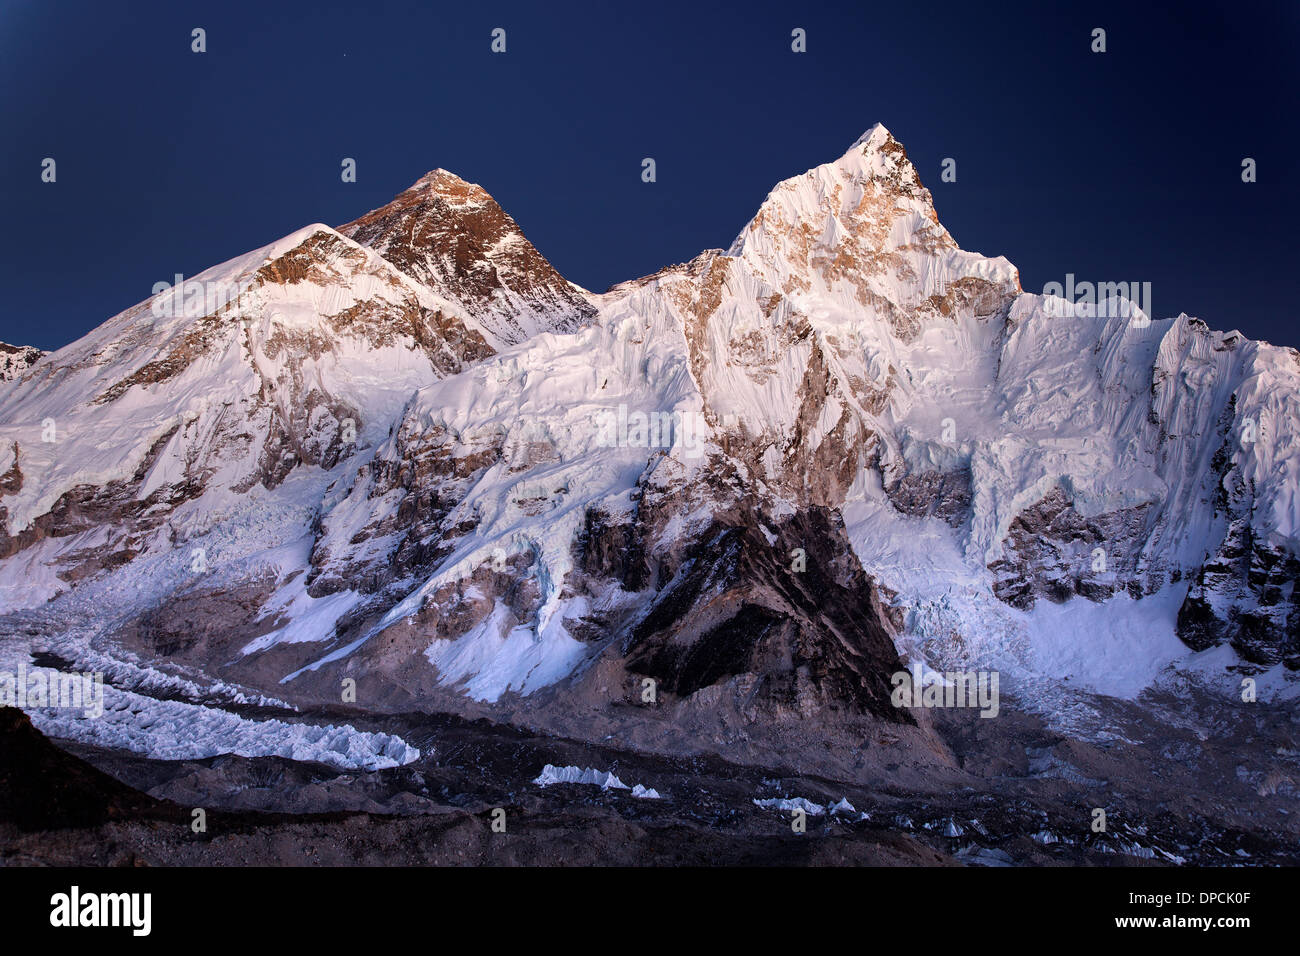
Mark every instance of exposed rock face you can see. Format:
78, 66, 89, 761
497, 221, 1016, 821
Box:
339, 170, 596, 344
884, 468, 972, 529
1178, 518, 1300, 667
621, 506, 908, 721
987, 486, 1152, 609
0, 343, 42, 383
303, 409, 505, 605
0, 707, 179, 831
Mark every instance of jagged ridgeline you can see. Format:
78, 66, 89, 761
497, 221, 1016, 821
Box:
1, 124, 1296, 771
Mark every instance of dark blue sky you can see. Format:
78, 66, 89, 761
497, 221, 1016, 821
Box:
2, 0, 1296, 352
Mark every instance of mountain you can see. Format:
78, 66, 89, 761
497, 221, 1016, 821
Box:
0, 223, 496, 587
1, 124, 1297, 779
338, 169, 597, 344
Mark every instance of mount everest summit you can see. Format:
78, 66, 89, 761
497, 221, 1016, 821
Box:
1, 124, 1297, 787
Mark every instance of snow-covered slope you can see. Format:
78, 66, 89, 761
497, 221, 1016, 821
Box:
0, 223, 499, 603
1, 125, 1296, 769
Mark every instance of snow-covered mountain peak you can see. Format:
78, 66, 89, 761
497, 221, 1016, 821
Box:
833, 122, 926, 195
339, 169, 596, 344
725, 122, 1019, 340
405, 168, 493, 206
849, 122, 893, 151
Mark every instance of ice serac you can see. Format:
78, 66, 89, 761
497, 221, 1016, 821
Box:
338, 169, 597, 345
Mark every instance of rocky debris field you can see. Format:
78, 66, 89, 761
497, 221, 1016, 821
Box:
5, 673, 1297, 866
